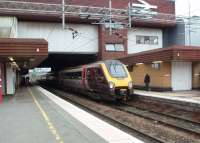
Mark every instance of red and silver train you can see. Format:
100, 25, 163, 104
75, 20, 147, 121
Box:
45, 60, 134, 101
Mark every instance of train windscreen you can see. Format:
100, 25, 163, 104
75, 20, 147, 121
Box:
108, 63, 127, 78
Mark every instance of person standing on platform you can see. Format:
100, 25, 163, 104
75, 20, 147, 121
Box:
144, 74, 150, 91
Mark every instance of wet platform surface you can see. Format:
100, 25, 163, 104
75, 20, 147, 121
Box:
0, 86, 143, 143
0, 87, 108, 143
135, 90, 200, 105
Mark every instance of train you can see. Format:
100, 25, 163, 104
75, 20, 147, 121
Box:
44, 60, 134, 101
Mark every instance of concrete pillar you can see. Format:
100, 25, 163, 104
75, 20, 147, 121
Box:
6, 63, 16, 95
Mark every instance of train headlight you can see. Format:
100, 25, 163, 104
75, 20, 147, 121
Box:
109, 81, 115, 89
128, 81, 133, 89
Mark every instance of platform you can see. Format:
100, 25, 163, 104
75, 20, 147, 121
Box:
0, 86, 143, 143
134, 90, 200, 107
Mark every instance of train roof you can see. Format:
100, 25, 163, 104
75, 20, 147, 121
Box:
60, 60, 123, 73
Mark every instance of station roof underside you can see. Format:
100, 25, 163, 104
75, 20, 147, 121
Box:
40, 53, 97, 71
120, 45, 200, 65
0, 38, 48, 69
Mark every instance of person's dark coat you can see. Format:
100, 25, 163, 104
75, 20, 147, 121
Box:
144, 74, 150, 83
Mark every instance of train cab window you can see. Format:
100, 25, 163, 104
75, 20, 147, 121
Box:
109, 63, 127, 78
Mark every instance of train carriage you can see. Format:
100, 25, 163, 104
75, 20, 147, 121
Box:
59, 60, 133, 101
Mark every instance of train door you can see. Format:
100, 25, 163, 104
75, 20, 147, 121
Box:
87, 68, 96, 90
81, 65, 87, 89
94, 66, 108, 93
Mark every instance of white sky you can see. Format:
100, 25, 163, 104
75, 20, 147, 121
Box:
176, 0, 200, 16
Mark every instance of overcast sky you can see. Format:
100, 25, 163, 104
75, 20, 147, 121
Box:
176, 0, 200, 16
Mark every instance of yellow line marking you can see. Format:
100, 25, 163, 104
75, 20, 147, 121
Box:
28, 88, 64, 143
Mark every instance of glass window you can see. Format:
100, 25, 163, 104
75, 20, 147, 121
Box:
105, 44, 124, 51
105, 44, 115, 51
115, 44, 124, 51
136, 35, 158, 45
108, 63, 127, 78
151, 63, 160, 70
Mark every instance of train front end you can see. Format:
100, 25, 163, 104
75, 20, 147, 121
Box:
102, 60, 133, 101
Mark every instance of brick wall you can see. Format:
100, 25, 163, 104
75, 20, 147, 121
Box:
0, 0, 175, 60
98, 26, 128, 60
15, 0, 175, 14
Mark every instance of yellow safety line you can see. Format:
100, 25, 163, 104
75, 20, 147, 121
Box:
28, 88, 64, 143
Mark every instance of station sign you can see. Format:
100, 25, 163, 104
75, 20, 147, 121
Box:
132, 0, 157, 10
131, 0, 158, 16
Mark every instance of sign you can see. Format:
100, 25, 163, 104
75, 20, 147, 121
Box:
132, 0, 157, 10
131, 0, 158, 17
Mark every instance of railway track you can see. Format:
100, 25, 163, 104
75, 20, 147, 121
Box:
41, 85, 200, 143
112, 104, 200, 135
128, 99, 200, 124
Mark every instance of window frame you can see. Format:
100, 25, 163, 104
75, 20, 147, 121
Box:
105, 43, 125, 52
136, 35, 159, 45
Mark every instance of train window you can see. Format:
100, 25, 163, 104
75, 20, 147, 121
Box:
109, 63, 127, 78
87, 69, 90, 80
87, 68, 95, 80
63, 71, 82, 79
74, 72, 82, 79
94, 67, 105, 81
96, 68, 104, 77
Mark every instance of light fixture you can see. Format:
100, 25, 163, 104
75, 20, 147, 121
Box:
8, 56, 14, 62
23, 61, 27, 68
29, 58, 35, 62
152, 61, 163, 64
135, 63, 144, 65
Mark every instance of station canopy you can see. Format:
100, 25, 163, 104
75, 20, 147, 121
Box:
120, 45, 200, 65
0, 38, 48, 70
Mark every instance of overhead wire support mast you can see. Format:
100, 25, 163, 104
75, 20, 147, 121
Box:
188, 0, 191, 46
0, 1, 183, 29
109, 0, 112, 35
128, 2, 132, 28
62, 0, 65, 29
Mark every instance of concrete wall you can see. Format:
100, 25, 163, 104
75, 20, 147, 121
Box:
0, 63, 6, 95
18, 22, 98, 53
192, 62, 200, 89
6, 63, 16, 95
130, 62, 171, 90
128, 28, 163, 54
0, 17, 17, 38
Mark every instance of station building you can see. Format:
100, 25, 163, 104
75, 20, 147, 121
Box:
0, 0, 199, 96
120, 16, 200, 91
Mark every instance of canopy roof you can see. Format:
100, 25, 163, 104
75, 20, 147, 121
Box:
0, 38, 48, 69
120, 45, 200, 65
